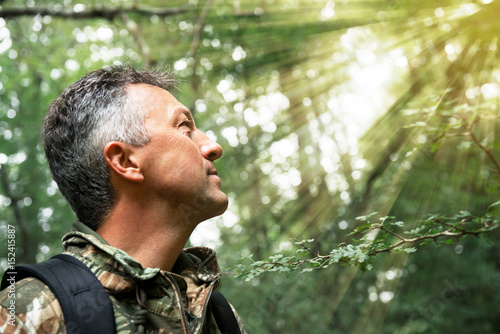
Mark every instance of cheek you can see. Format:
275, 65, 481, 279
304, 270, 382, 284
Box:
147, 134, 205, 177
170, 142, 205, 177
178, 138, 204, 164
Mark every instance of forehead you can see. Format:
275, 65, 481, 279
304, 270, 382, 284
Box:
125, 84, 193, 131
125, 83, 190, 117
125, 84, 193, 125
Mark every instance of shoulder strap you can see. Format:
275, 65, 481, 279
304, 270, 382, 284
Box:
1, 254, 115, 334
210, 290, 242, 334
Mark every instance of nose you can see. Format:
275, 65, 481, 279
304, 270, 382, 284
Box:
197, 130, 223, 161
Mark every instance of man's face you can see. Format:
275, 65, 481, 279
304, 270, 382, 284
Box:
127, 83, 228, 224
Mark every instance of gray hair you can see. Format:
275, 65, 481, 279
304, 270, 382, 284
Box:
41, 64, 176, 230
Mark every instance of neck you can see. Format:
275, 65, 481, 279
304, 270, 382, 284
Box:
96, 197, 197, 272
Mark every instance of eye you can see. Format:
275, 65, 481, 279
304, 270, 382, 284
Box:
179, 120, 193, 135
179, 120, 192, 128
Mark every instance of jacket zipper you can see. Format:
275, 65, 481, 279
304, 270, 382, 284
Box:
164, 272, 190, 334
198, 278, 220, 332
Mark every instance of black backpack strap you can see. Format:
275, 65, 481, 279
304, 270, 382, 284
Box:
210, 290, 242, 334
1, 254, 115, 334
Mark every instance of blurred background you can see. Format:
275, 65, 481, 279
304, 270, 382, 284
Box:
0, 0, 499, 332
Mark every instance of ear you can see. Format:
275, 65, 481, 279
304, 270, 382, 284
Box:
104, 141, 144, 184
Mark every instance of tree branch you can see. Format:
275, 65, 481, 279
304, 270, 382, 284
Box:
0, 5, 189, 20
230, 212, 499, 279
0, 164, 34, 263
368, 229, 479, 256
379, 226, 406, 241
120, 13, 151, 67
467, 124, 500, 174
188, 0, 214, 58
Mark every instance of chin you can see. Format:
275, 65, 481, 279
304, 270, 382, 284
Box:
206, 194, 229, 221
185, 191, 228, 224
218, 195, 230, 214
209, 194, 229, 217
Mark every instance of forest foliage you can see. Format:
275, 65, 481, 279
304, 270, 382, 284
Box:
1, 0, 499, 333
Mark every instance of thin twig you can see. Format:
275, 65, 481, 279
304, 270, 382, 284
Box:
444, 132, 471, 137
467, 125, 500, 174
299, 242, 320, 257
120, 13, 151, 67
0, 6, 189, 20
379, 226, 406, 241
232, 222, 495, 278
188, 0, 214, 58
368, 228, 481, 256
442, 222, 467, 233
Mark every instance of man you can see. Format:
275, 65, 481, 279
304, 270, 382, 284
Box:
0, 65, 246, 333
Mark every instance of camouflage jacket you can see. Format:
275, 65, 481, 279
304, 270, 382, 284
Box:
0, 222, 246, 333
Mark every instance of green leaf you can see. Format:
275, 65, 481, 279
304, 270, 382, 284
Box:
355, 212, 378, 221
458, 210, 471, 217
487, 200, 500, 211
346, 223, 372, 236
419, 239, 432, 245
269, 254, 283, 261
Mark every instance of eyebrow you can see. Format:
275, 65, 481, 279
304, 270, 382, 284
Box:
172, 105, 194, 120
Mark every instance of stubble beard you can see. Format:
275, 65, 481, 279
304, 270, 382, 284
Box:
177, 186, 228, 227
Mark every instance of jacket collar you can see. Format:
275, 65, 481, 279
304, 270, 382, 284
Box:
61, 221, 221, 288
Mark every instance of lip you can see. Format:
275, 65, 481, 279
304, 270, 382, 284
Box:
208, 169, 218, 176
